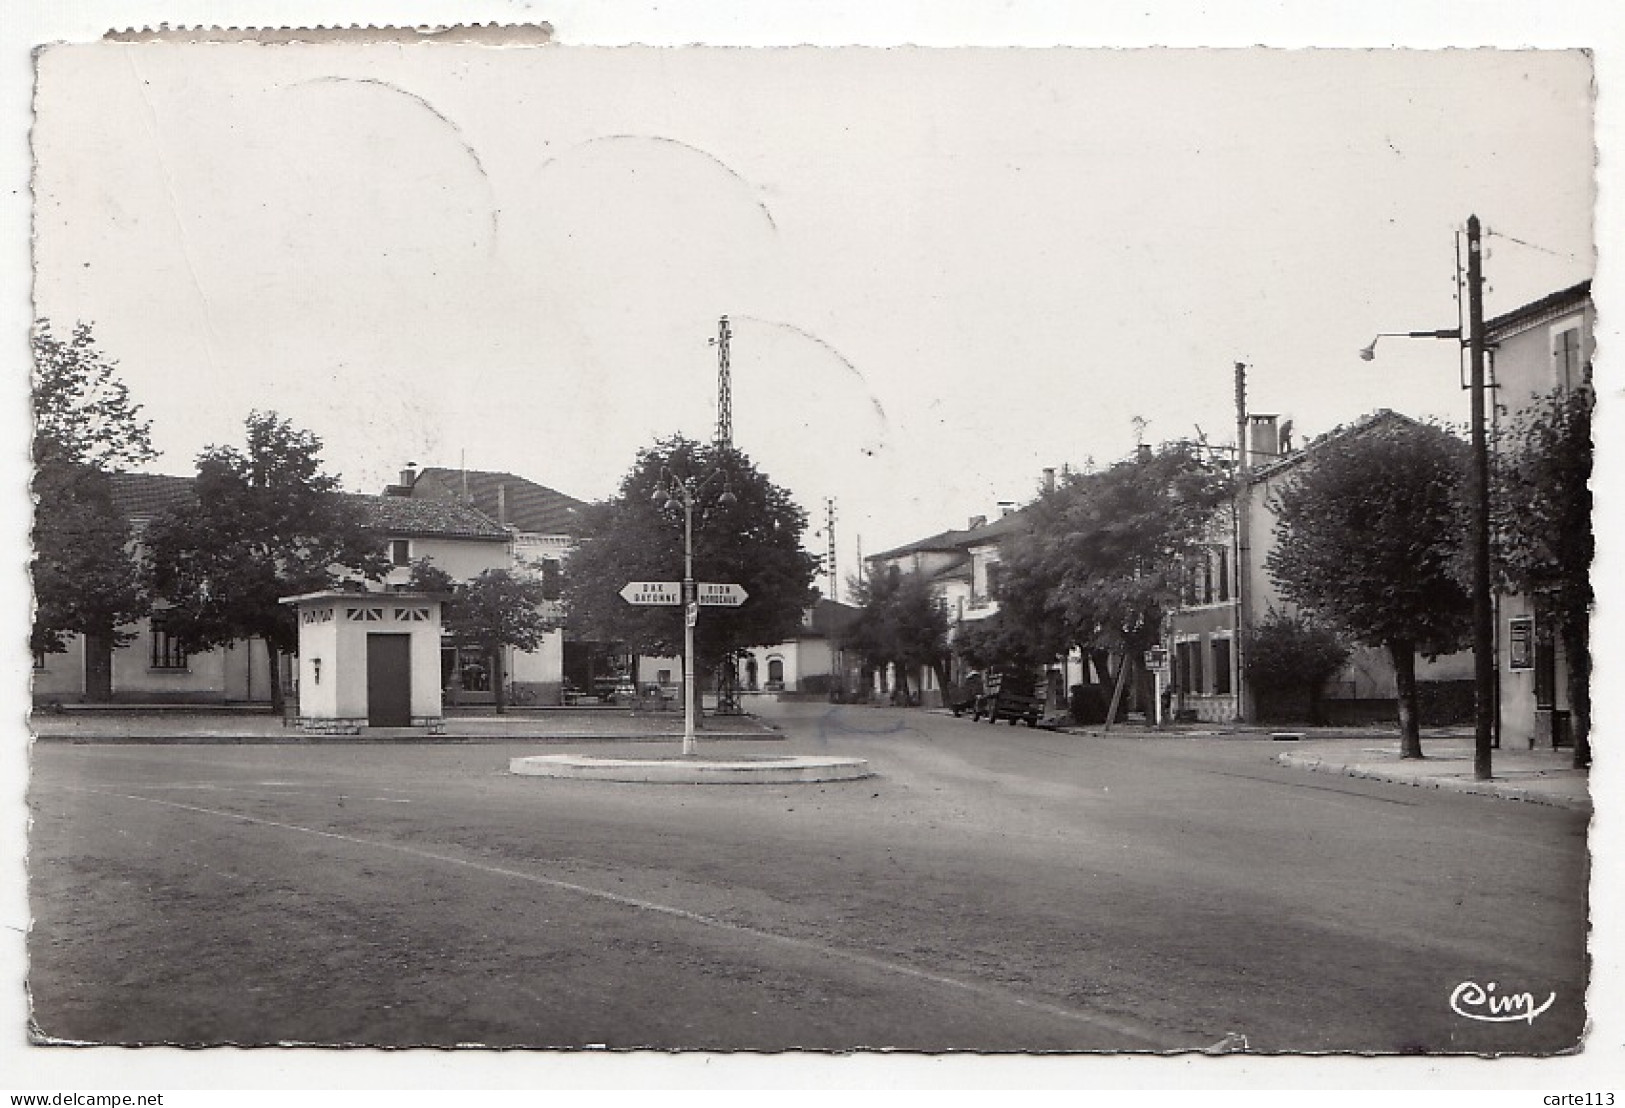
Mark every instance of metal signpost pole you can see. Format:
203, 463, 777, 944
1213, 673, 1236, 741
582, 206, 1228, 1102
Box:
682, 490, 698, 756
643, 464, 739, 756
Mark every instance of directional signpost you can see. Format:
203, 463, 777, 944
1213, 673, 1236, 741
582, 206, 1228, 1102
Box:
621, 577, 748, 754
620, 581, 682, 606
697, 582, 748, 608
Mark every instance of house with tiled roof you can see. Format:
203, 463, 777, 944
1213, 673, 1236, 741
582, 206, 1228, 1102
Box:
863, 475, 1057, 707
735, 597, 863, 696
31, 473, 517, 706
1167, 409, 1474, 725
382, 465, 594, 704
868, 495, 1043, 628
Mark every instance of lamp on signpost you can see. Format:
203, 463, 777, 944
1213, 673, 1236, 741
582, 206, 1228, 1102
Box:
652, 466, 736, 755
1359, 213, 1494, 782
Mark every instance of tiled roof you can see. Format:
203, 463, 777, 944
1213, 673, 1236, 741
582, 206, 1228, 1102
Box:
807, 598, 861, 637
1485, 280, 1591, 339
869, 506, 1036, 563
337, 493, 509, 540
108, 473, 197, 519
1245, 408, 1436, 483
408, 467, 586, 536
105, 473, 508, 540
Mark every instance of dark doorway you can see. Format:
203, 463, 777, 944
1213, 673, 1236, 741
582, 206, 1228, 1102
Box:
367, 633, 412, 727
83, 632, 114, 703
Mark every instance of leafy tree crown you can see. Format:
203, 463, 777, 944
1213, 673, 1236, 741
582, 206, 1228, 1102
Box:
1265, 415, 1471, 656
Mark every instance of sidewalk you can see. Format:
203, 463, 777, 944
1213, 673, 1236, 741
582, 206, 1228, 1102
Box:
27, 706, 781, 744
977, 710, 1591, 812
1271, 735, 1590, 812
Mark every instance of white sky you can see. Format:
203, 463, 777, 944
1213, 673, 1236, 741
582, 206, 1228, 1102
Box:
8, 1, 1624, 1095
29, 42, 1595, 584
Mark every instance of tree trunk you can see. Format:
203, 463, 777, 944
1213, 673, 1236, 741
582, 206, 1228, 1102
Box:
267, 642, 286, 717
931, 658, 952, 707
1561, 617, 1591, 769
1090, 649, 1113, 686
492, 647, 508, 714
1104, 651, 1131, 728
1389, 639, 1422, 759
82, 630, 114, 703
1131, 652, 1154, 719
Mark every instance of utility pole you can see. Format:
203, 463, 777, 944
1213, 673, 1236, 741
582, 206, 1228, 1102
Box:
1355, 217, 1494, 779
713, 314, 733, 449
1466, 215, 1494, 782
1233, 362, 1250, 723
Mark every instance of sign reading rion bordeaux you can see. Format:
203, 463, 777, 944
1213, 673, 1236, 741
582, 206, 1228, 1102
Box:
619, 581, 683, 606
698, 582, 748, 607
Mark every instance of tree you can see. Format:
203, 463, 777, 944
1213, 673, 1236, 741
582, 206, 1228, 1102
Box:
408, 559, 558, 714
1493, 386, 1593, 768
561, 436, 819, 679
32, 319, 157, 472
1243, 608, 1352, 724
143, 411, 388, 714
995, 442, 1233, 717
31, 320, 158, 698
844, 568, 952, 704
951, 610, 1051, 676
1265, 416, 1472, 758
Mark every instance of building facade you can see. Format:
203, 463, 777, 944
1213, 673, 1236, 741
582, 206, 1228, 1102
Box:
1485, 281, 1593, 750
32, 473, 514, 706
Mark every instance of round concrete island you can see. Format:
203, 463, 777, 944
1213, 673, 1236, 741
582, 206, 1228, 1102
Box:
508, 753, 872, 785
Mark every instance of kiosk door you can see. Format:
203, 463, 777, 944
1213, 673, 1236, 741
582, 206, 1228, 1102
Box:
367, 633, 412, 727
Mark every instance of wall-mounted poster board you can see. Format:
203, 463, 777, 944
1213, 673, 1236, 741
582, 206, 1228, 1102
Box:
1508, 615, 1535, 671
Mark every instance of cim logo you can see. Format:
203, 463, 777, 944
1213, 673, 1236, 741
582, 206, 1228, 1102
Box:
1449, 980, 1556, 1024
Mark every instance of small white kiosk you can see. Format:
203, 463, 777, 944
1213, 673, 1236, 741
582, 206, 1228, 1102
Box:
280, 590, 448, 735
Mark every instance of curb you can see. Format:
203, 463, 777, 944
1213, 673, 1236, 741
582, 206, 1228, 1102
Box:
1276, 751, 1591, 811
29, 730, 784, 746
509, 753, 873, 784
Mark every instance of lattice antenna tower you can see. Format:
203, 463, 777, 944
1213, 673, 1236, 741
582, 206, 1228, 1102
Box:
711, 314, 733, 448
824, 497, 838, 603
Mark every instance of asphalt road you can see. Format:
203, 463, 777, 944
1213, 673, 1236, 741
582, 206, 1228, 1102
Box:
27, 703, 1589, 1054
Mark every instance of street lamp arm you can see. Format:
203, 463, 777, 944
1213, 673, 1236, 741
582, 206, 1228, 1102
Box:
1359, 329, 1464, 361
653, 464, 735, 505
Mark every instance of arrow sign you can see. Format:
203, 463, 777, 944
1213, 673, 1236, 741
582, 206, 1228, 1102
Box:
620, 581, 683, 606
697, 582, 748, 607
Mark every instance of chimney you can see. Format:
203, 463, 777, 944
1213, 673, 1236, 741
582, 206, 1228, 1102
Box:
968, 514, 987, 530
386, 462, 418, 497
998, 501, 1016, 517
1249, 414, 1280, 460
1043, 467, 1056, 493
497, 483, 508, 527
1136, 444, 1152, 462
